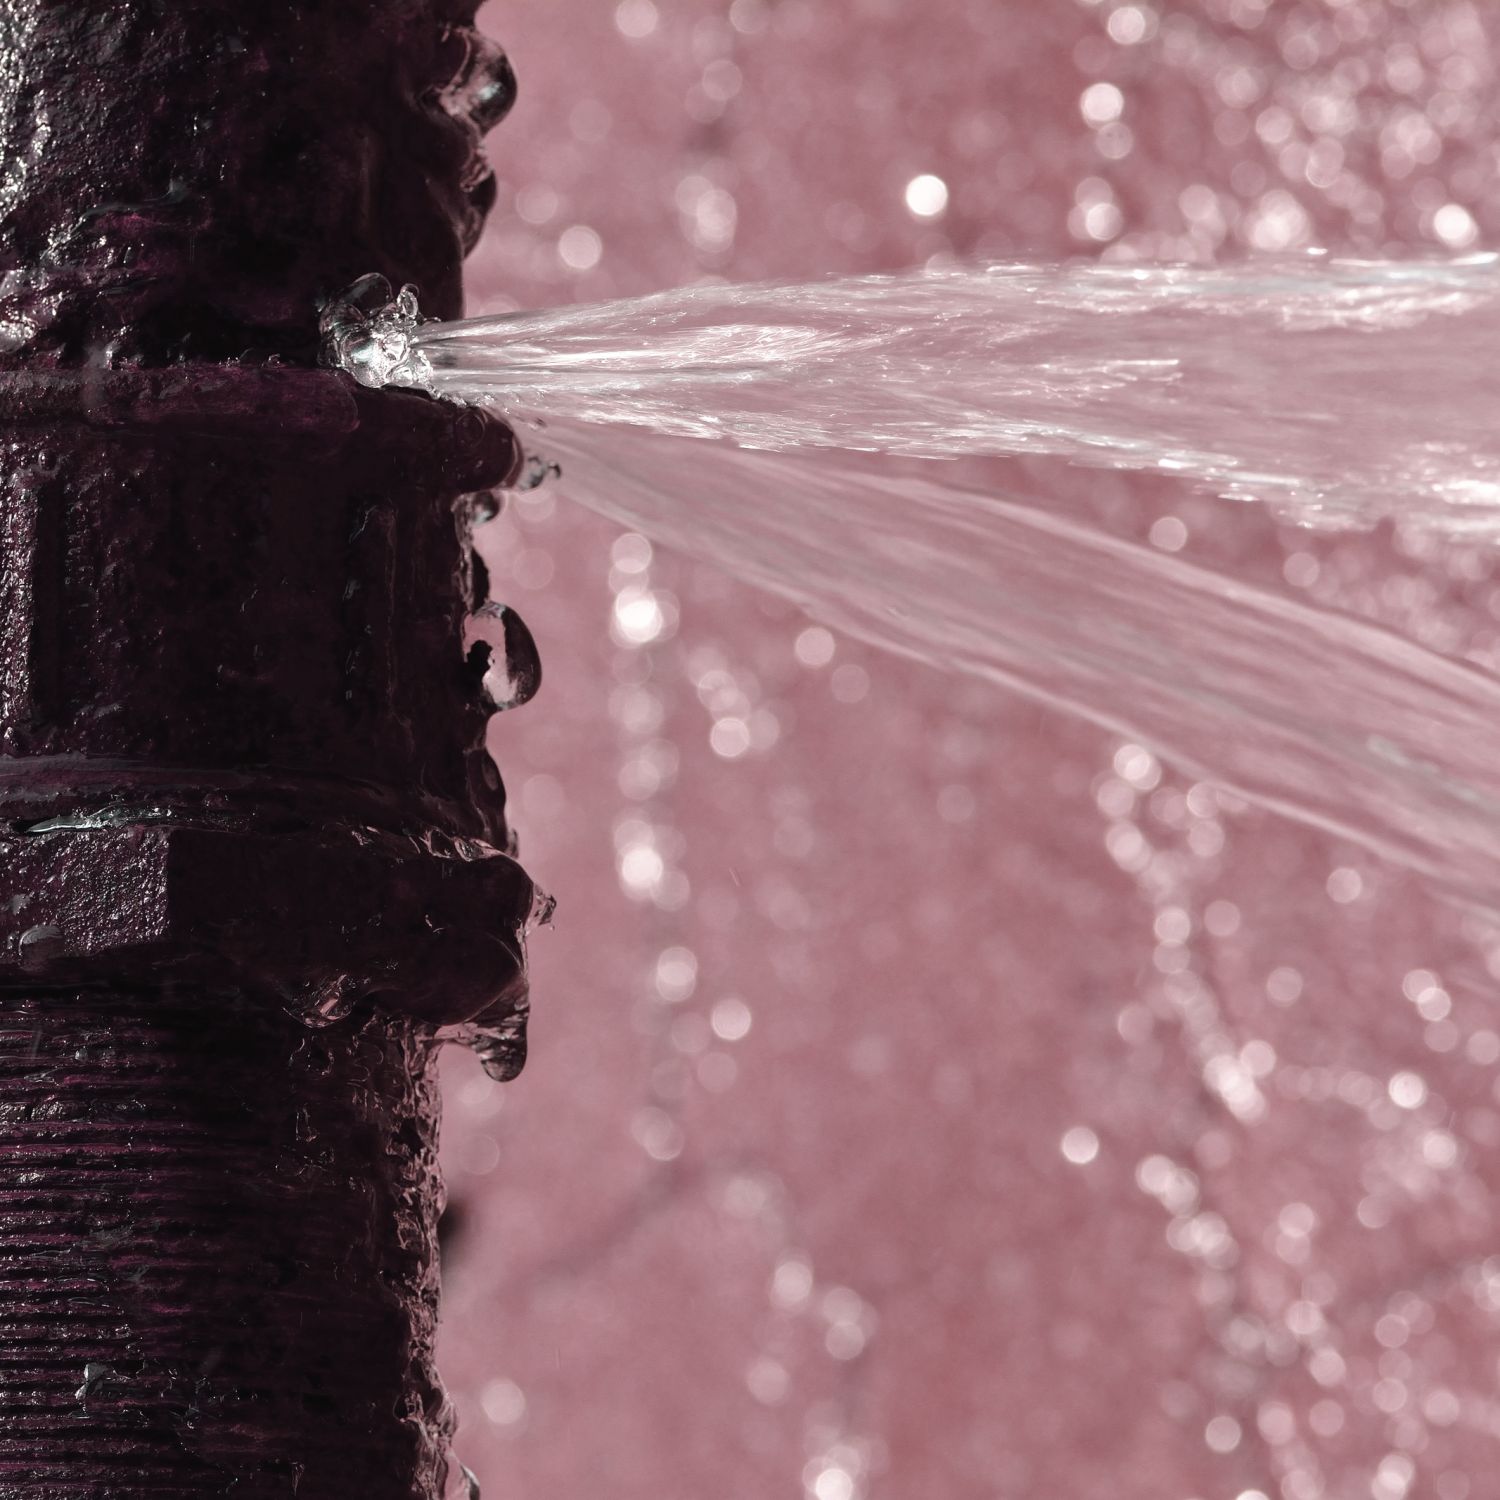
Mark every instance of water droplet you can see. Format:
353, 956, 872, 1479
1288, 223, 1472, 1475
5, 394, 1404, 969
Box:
516, 454, 561, 492
442, 1005, 529, 1083
319, 274, 431, 390
465, 603, 542, 711
75, 1362, 111, 1408
439, 29, 517, 138
527, 883, 557, 933
438, 980, 531, 1083
324, 271, 391, 322
473, 1010, 529, 1082
393, 284, 421, 322
463, 489, 504, 526
293, 979, 358, 1029
441, 1454, 482, 1499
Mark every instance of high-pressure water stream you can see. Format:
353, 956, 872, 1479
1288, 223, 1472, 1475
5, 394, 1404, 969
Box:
330, 257, 1500, 910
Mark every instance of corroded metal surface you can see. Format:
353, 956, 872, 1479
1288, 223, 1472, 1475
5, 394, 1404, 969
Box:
0, 0, 512, 360
0, 1, 524, 1493
0, 989, 450, 1497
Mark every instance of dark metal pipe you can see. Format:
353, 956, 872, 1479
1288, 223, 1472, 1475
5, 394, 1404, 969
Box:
0, 3, 528, 1493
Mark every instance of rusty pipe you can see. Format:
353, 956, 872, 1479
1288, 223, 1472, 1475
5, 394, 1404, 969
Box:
0, 3, 530, 1494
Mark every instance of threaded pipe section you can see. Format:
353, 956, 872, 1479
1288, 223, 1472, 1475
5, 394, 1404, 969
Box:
0, 984, 450, 1498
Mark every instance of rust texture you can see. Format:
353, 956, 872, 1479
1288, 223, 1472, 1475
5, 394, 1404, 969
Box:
0, 2, 527, 1494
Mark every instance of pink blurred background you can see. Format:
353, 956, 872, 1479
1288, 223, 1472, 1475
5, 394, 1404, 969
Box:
440, 3, 1500, 1498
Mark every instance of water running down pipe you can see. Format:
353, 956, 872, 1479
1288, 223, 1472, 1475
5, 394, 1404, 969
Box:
0, 4, 531, 1494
